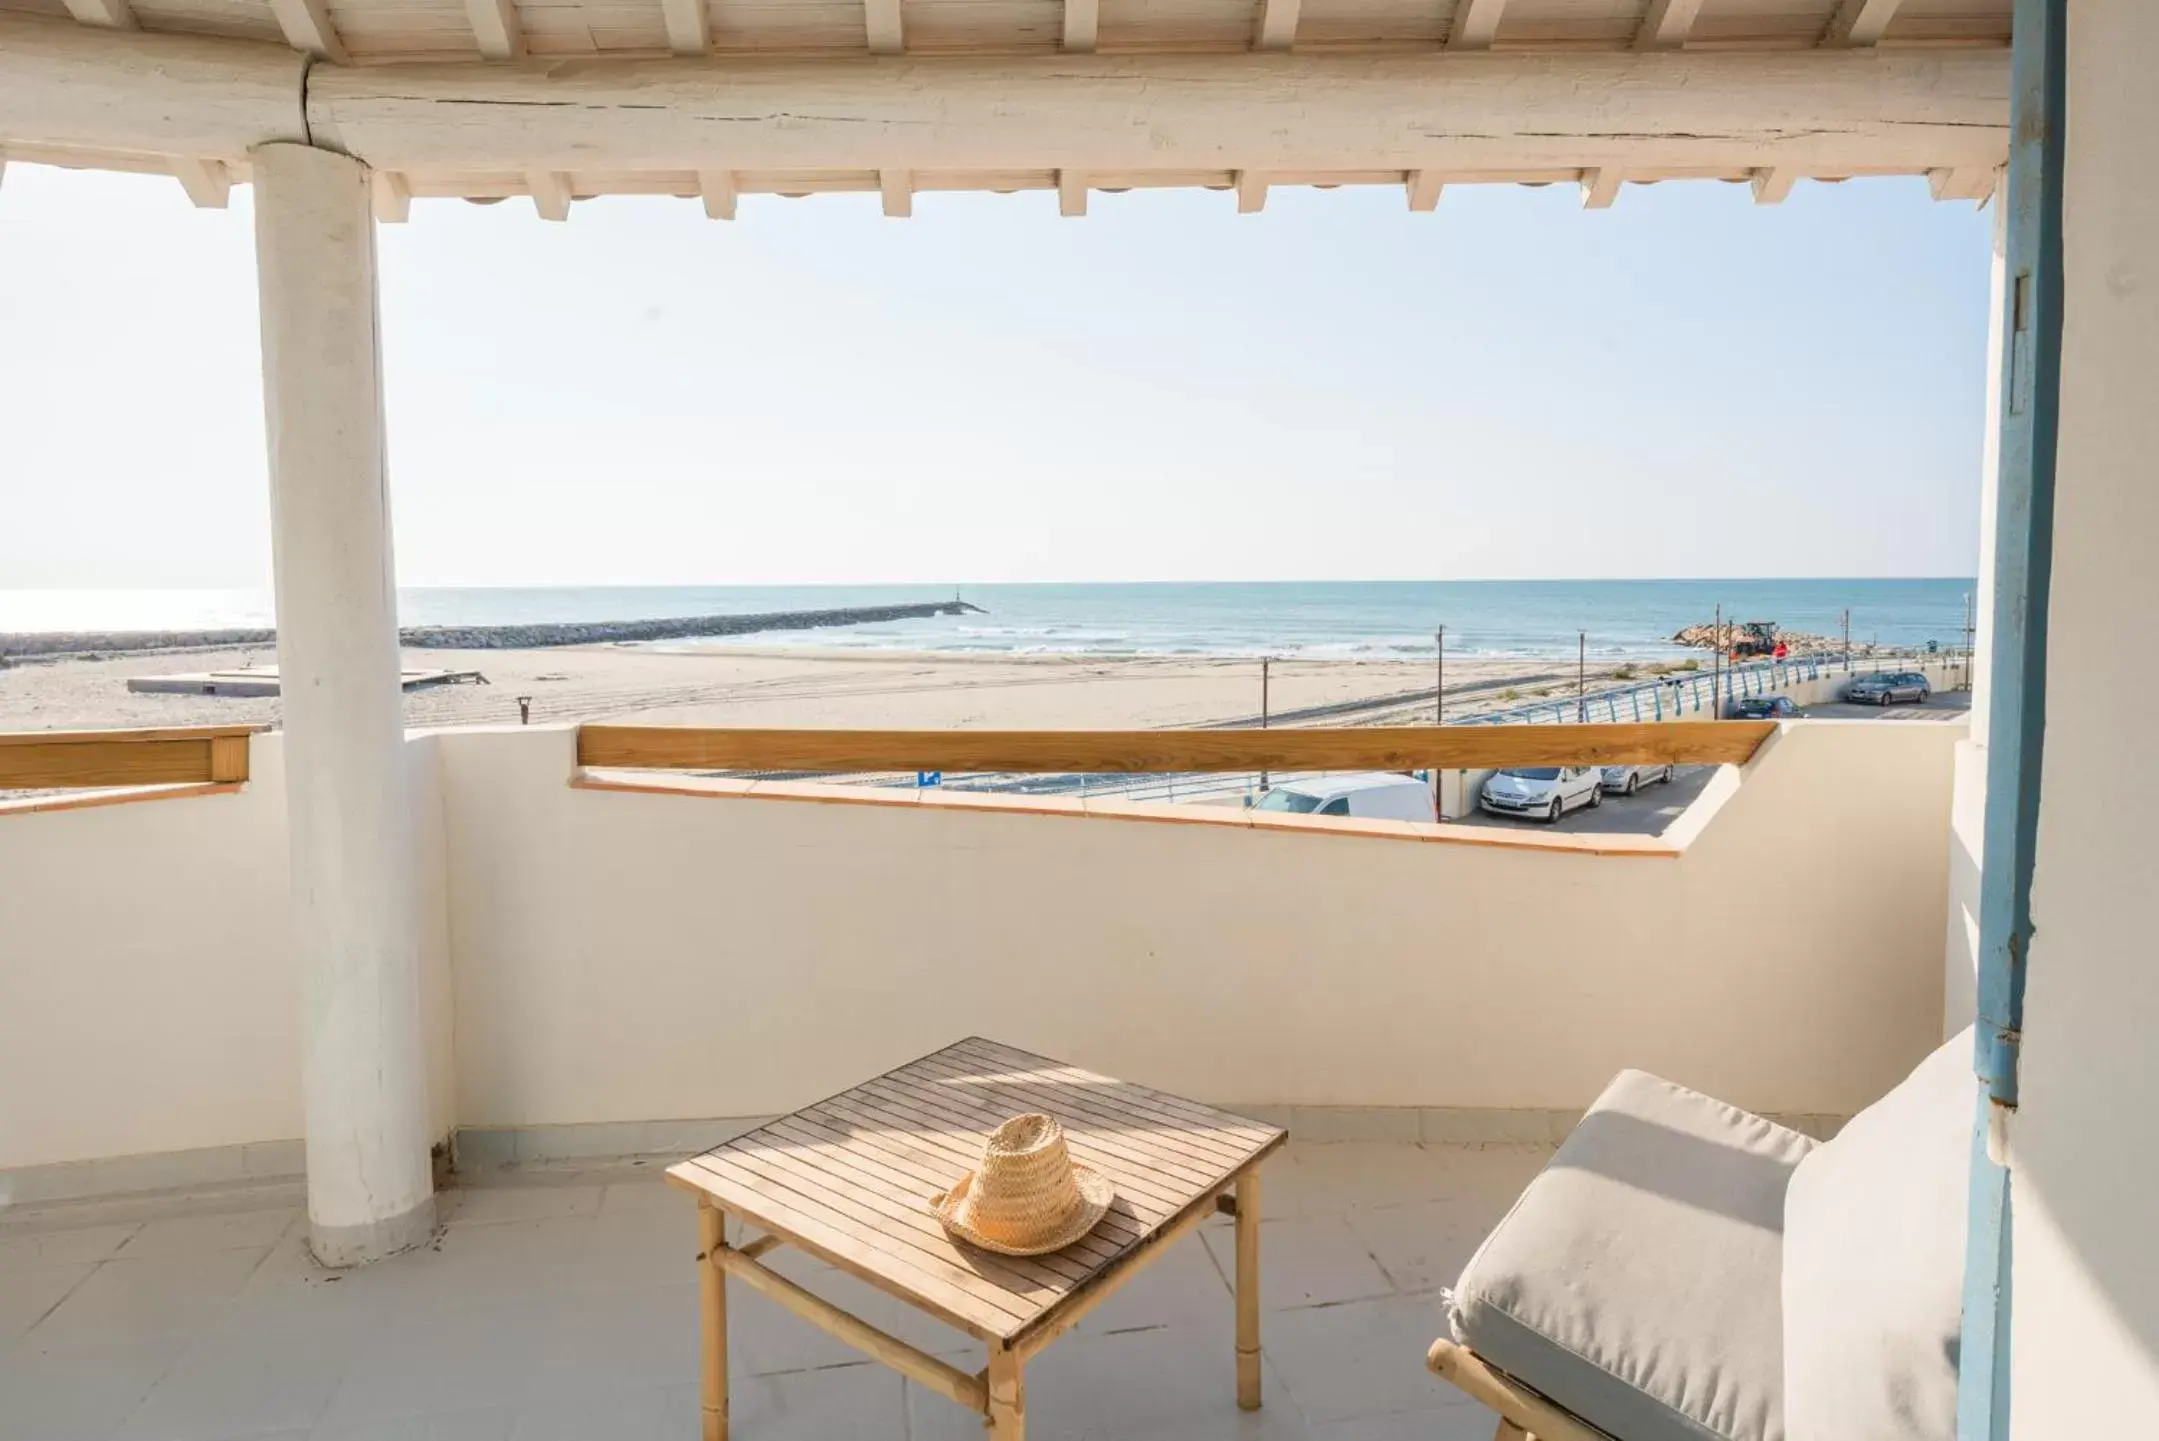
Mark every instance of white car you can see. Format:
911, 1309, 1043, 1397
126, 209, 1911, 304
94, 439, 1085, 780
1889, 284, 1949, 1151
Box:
1481, 766, 1604, 823
1251, 773, 1437, 823
1599, 764, 1676, 796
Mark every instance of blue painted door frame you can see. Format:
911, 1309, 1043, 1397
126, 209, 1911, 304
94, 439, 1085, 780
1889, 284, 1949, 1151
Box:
1957, 1, 2065, 1436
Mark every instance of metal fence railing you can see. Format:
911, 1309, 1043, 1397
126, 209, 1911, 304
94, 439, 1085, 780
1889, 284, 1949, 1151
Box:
643, 650, 1962, 807
1460, 649, 1962, 728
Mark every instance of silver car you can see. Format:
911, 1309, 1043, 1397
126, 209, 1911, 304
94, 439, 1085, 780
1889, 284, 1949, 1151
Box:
1846, 671, 1932, 705
1599, 764, 1676, 796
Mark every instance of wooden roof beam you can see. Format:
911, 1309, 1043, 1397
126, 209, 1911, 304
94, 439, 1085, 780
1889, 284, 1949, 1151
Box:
0, 22, 2010, 185
1928, 165, 1996, 203
1234, 169, 1267, 213
865, 0, 902, 54
172, 156, 230, 207
62, 0, 136, 30
1405, 169, 1442, 211
1823, 0, 1902, 47
295, 50, 2008, 178
1063, 0, 1096, 52
1448, 0, 1505, 51
660, 0, 709, 57
1057, 169, 1086, 216
371, 169, 411, 221
879, 167, 912, 216
1580, 166, 1622, 208
267, 0, 348, 62
527, 169, 570, 220
0, 19, 312, 158
465, 0, 527, 59
1634, 0, 1703, 51
1254, 0, 1298, 53
699, 169, 737, 218
1750, 166, 1797, 204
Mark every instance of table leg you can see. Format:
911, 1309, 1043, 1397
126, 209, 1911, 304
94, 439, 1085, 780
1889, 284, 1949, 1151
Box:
699, 1198, 730, 1441
987, 1343, 1025, 1439
1235, 1171, 1262, 1410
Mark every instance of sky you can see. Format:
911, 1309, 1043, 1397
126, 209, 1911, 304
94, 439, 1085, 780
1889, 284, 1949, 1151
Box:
0, 163, 1994, 589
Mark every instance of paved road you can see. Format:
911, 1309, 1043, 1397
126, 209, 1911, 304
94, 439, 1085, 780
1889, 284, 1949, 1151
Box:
1802, 690, 1972, 722
1454, 687, 1974, 838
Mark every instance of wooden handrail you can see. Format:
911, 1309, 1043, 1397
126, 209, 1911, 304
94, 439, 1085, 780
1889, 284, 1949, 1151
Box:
576, 721, 1777, 774
0, 725, 261, 788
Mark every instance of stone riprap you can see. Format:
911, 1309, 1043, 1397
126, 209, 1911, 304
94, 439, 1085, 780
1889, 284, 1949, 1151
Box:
0, 601, 986, 660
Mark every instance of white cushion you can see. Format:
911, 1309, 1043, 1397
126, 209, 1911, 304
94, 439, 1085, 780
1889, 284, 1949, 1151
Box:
1781, 1030, 1971, 1441
1449, 1070, 1815, 1441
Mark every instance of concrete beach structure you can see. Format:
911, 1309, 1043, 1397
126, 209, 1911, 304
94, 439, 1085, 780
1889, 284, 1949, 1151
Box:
1, 1, 2152, 1437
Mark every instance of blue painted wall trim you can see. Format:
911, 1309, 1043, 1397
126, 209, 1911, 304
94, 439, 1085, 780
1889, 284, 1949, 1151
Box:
1958, 0, 2065, 1436
1959, 1088, 2016, 1436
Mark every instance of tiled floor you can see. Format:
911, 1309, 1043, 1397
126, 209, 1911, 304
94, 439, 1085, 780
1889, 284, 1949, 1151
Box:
0, 1142, 1553, 1441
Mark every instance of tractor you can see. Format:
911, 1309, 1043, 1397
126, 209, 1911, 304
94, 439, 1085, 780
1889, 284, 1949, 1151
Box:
1729, 620, 1779, 660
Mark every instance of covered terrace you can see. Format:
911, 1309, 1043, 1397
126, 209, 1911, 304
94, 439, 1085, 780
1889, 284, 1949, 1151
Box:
3, 0, 2154, 1438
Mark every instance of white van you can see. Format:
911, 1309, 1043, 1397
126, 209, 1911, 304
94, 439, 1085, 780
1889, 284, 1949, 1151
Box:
1250, 773, 1437, 823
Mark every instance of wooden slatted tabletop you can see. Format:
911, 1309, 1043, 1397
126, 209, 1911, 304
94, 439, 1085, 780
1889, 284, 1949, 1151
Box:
668, 1036, 1286, 1345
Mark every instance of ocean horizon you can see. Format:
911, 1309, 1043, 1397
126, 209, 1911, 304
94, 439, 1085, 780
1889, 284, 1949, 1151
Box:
0, 579, 1977, 662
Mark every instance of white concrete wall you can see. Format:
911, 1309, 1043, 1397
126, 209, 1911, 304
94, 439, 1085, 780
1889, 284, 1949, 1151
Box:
437, 718, 1959, 1128
0, 749, 298, 1175
0, 718, 1962, 1184
0, 734, 455, 1178
1944, 188, 2007, 1040
2010, 4, 2159, 1428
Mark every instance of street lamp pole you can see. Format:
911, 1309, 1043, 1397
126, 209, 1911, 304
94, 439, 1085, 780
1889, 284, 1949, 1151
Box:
1577, 630, 1588, 723
1713, 603, 1723, 717
1435, 627, 1446, 725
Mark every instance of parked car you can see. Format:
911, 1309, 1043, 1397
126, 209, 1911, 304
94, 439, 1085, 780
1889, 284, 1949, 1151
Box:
1726, 695, 1803, 719
1846, 671, 1932, 706
1481, 766, 1603, 823
1599, 763, 1676, 795
1250, 773, 1437, 823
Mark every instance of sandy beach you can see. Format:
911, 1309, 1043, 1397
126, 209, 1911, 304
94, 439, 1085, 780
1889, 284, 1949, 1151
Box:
0, 642, 1640, 734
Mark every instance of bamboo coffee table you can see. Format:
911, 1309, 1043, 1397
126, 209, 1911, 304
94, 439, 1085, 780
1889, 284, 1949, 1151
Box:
666, 1037, 1288, 1440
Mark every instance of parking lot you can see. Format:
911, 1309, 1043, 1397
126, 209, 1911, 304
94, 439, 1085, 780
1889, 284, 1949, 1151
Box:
1455, 686, 1972, 837
1455, 765, 1719, 837
1802, 690, 1972, 722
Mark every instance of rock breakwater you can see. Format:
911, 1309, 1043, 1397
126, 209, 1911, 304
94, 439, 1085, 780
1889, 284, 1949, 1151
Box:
0, 601, 987, 660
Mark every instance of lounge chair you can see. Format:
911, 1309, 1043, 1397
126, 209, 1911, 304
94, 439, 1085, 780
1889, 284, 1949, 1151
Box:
1426, 1035, 1971, 1441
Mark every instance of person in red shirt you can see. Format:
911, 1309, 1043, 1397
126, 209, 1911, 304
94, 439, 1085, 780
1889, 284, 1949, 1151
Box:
1773, 640, 1789, 661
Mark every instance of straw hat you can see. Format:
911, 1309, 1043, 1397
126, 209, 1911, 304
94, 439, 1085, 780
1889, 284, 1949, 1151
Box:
929, 1114, 1115, 1256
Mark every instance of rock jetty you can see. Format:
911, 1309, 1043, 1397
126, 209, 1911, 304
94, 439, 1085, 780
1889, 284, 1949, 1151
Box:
0, 600, 987, 660
1669, 623, 1869, 657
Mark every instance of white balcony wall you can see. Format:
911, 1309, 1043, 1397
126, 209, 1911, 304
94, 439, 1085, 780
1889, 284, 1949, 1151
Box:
0, 738, 457, 1182
437, 719, 1958, 1131
2, 717, 1960, 1189
0, 748, 296, 1176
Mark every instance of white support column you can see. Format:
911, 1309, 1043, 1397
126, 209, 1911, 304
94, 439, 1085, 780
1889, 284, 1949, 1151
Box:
251, 141, 434, 1268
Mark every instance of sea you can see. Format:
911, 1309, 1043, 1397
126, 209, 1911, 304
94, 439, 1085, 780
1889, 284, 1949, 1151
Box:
0, 579, 1976, 662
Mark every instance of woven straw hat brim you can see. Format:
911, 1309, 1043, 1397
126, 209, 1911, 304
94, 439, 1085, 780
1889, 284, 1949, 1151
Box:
931, 1165, 1116, 1257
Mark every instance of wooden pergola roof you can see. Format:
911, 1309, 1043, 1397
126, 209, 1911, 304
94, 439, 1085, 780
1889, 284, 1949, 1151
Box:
0, 0, 2012, 218
2, 0, 2011, 61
